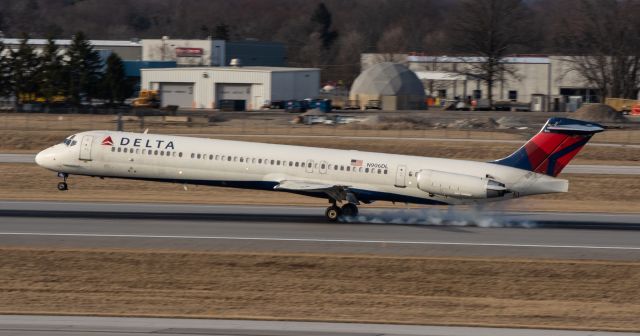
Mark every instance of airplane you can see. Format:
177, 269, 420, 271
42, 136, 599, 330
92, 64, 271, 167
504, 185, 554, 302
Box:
35, 117, 604, 221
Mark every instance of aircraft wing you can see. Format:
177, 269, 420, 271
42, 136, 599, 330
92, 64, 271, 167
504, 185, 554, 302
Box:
274, 180, 353, 202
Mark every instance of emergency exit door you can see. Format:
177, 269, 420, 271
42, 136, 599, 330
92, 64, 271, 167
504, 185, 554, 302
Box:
395, 165, 407, 188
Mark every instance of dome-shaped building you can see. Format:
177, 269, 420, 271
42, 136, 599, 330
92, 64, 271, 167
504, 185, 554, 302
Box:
349, 62, 426, 111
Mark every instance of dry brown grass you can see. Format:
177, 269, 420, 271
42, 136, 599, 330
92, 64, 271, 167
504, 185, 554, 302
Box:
1, 249, 639, 331
1, 163, 638, 213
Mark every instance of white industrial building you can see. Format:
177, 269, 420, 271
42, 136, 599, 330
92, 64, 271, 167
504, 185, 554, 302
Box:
141, 66, 320, 110
361, 53, 601, 111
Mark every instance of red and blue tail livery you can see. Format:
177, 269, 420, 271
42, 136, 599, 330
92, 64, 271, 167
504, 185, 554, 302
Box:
493, 118, 604, 177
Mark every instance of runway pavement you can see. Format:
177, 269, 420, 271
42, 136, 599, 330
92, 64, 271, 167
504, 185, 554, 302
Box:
2, 153, 640, 174
0, 201, 639, 260
1, 315, 638, 336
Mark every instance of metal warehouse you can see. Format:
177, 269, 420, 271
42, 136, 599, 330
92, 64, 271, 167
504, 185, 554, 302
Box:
141, 66, 320, 110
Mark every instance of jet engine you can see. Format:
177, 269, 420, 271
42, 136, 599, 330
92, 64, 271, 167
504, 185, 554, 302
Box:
416, 169, 507, 199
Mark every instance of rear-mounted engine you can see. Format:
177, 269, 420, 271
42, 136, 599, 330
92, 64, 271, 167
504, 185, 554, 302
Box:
416, 169, 507, 199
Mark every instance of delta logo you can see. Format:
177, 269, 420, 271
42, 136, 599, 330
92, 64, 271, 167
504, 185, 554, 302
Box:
101, 136, 113, 146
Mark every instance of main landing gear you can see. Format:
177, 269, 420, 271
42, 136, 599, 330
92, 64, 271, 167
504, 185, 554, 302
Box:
57, 172, 69, 191
325, 202, 359, 222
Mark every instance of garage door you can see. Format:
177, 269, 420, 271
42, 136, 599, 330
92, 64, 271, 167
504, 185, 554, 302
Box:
160, 83, 194, 108
216, 84, 251, 104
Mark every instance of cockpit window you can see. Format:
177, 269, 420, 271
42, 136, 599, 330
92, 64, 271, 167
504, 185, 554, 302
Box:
62, 134, 78, 146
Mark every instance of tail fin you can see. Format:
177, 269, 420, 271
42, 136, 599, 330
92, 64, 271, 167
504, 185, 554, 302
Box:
493, 117, 604, 177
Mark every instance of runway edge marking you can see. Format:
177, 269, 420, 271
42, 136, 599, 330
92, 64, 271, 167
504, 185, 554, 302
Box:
1, 232, 640, 250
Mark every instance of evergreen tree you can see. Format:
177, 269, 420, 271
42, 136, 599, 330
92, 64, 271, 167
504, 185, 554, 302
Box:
38, 37, 66, 105
311, 3, 338, 50
213, 23, 230, 40
0, 40, 12, 98
66, 31, 101, 105
8, 34, 40, 109
100, 52, 130, 104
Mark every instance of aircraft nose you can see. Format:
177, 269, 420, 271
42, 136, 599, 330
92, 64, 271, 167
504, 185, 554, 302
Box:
35, 148, 56, 168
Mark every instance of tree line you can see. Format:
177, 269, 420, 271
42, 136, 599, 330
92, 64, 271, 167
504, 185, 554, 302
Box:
2, 0, 640, 101
0, 32, 132, 109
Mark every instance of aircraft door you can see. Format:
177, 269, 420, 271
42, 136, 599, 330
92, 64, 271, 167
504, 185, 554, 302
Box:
319, 160, 328, 174
79, 135, 93, 161
395, 164, 407, 188
306, 159, 314, 173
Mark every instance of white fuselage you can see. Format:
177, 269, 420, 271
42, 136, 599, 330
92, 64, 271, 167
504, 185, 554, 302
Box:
35, 130, 568, 205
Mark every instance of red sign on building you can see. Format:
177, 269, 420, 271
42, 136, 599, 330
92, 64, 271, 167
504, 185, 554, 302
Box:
175, 47, 204, 57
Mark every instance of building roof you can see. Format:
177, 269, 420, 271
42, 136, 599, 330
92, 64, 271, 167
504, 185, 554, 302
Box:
351, 62, 425, 96
0, 38, 141, 47
142, 66, 319, 72
407, 55, 550, 64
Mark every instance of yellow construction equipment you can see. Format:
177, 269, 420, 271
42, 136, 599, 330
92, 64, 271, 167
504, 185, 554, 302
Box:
132, 90, 160, 108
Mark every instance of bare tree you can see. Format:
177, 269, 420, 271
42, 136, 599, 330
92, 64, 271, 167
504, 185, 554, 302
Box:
375, 26, 408, 63
450, 0, 531, 108
558, 0, 640, 100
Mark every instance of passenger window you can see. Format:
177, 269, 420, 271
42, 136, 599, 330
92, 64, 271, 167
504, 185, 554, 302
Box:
208, 154, 212, 160
252, 158, 256, 164
215, 155, 219, 160
347, 166, 350, 172
240, 157, 244, 162
196, 154, 201, 159
340, 166, 344, 171
148, 150, 152, 156
334, 165, 338, 170
384, 170, 388, 174
307, 162, 312, 168
295, 162, 299, 167
179, 152, 183, 158
111, 147, 115, 152
365, 168, 369, 173
289, 161, 293, 167
154, 150, 159, 155
191, 153, 195, 158
277, 160, 281, 165
136, 149, 140, 154
227, 156, 231, 161
378, 169, 381, 174
161, 151, 165, 156
117, 147, 122, 152
233, 156, 237, 162
270, 160, 274, 165
321, 163, 326, 169
258, 159, 262, 164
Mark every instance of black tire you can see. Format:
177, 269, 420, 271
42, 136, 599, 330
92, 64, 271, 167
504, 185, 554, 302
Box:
341, 203, 359, 217
325, 205, 341, 222
57, 182, 68, 191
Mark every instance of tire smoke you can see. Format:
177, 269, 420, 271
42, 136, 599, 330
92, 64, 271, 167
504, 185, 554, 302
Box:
340, 207, 537, 228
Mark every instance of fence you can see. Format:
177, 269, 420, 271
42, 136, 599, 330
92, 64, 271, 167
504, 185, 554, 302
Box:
1, 111, 638, 145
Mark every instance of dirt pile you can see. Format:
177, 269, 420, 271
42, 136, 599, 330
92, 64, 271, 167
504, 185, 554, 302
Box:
573, 104, 627, 123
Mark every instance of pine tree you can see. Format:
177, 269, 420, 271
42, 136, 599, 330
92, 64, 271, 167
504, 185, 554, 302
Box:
8, 34, 40, 109
38, 37, 66, 106
311, 3, 338, 50
100, 52, 130, 104
0, 40, 11, 99
66, 31, 101, 105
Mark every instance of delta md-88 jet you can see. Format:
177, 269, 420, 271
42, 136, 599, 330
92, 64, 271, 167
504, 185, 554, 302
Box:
35, 117, 603, 221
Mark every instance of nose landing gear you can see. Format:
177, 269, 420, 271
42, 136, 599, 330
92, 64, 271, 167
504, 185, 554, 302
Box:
57, 172, 69, 191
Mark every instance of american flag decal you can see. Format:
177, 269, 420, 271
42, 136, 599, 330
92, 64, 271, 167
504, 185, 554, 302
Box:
350, 159, 363, 166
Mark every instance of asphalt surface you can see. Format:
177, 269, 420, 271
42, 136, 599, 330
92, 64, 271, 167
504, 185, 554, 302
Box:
2, 153, 640, 174
0, 315, 638, 336
0, 201, 639, 260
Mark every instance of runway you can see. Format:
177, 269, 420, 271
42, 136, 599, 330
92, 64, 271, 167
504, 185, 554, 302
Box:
3, 153, 639, 174
0, 201, 639, 260
0, 315, 638, 336
2, 315, 639, 336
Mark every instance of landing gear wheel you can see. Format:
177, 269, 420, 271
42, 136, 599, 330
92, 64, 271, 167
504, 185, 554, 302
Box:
325, 205, 341, 222
341, 203, 359, 217
57, 182, 68, 191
